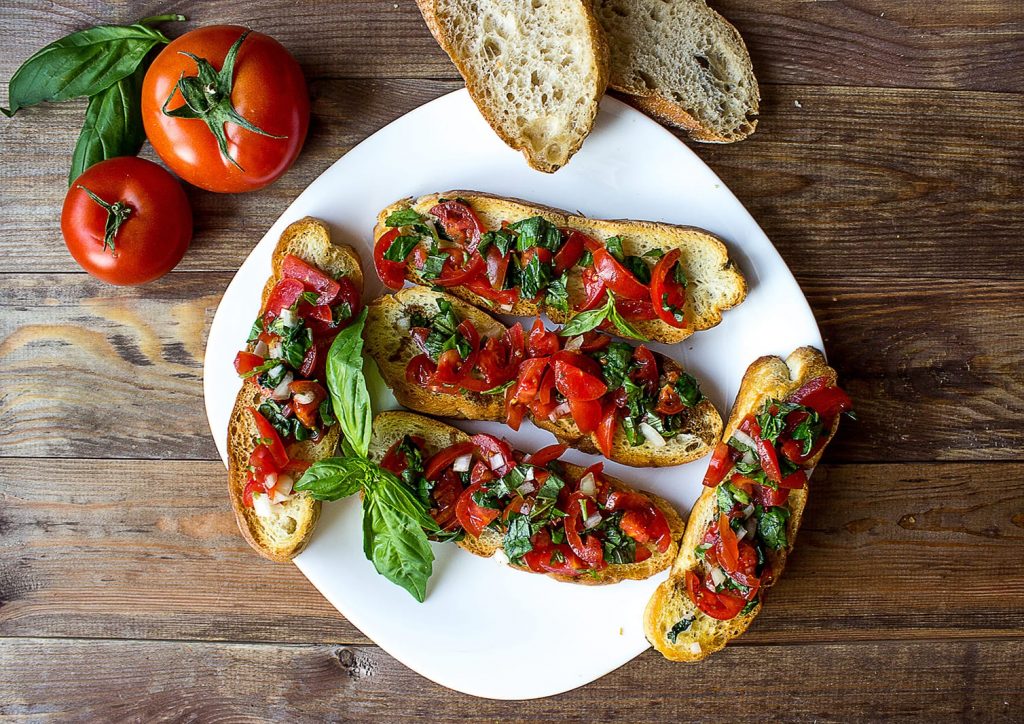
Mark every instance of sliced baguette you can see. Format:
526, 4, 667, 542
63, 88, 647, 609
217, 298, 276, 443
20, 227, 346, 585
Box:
376, 191, 746, 345
416, 0, 609, 172
593, 0, 760, 142
644, 346, 842, 660
226, 218, 364, 562
365, 285, 723, 467
368, 410, 686, 583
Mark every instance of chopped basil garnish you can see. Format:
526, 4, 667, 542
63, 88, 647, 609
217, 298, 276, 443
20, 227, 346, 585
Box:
383, 234, 419, 262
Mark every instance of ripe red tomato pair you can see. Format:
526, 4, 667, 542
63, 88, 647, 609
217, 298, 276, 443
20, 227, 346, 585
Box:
63, 25, 309, 285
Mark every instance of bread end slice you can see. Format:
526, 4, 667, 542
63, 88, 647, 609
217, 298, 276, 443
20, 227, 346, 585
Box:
226, 217, 362, 562
593, 0, 760, 142
416, 0, 609, 171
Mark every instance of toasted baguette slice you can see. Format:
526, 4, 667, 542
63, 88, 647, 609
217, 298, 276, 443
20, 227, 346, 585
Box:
227, 218, 364, 562
376, 191, 746, 344
416, 0, 608, 172
365, 286, 722, 467
593, 0, 760, 142
368, 411, 686, 583
644, 347, 843, 660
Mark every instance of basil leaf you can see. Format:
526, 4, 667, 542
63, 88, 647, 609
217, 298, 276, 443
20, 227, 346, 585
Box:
68, 62, 146, 184
757, 506, 790, 550
383, 235, 418, 262
623, 256, 652, 284
667, 616, 694, 643
361, 489, 434, 602
544, 272, 569, 315
674, 371, 703, 407
3, 19, 181, 117
326, 308, 371, 458
519, 252, 551, 300
605, 235, 625, 261
384, 208, 424, 227
559, 303, 611, 337
503, 513, 533, 562
294, 457, 367, 501
606, 294, 648, 341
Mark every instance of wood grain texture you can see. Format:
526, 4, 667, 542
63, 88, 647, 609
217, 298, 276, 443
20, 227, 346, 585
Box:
2, 274, 1021, 461
1, 81, 1020, 278
1, 637, 1021, 722
2, 459, 1021, 644
0, 0, 1021, 89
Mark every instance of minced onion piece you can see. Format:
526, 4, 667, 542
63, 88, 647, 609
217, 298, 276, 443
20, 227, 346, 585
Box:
279, 308, 298, 328
270, 488, 292, 504
639, 422, 667, 447
688, 642, 702, 655
731, 429, 757, 451
269, 342, 284, 359
579, 472, 597, 497
489, 453, 505, 470
252, 339, 269, 358
293, 391, 315, 405
499, 304, 514, 313
252, 492, 272, 518
564, 335, 584, 352
263, 472, 278, 491
550, 401, 570, 420
736, 527, 748, 542
745, 517, 758, 539
710, 566, 726, 587
740, 451, 756, 466
276, 474, 294, 496
584, 512, 603, 530
516, 481, 536, 496
524, 467, 535, 481
452, 453, 473, 472
742, 503, 755, 518
271, 372, 294, 400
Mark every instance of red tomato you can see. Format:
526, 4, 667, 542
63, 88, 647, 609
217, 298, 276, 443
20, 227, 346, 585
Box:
242, 477, 264, 507
455, 482, 500, 537
685, 570, 746, 620
754, 483, 790, 507
592, 248, 648, 300
578, 267, 608, 311
234, 351, 264, 375
405, 354, 436, 386
248, 444, 277, 477
655, 384, 685, 415
61, 157, 192, 285
650, 249, 689, 329
430, 200, 485, 250
374, 229, 407, 290
526, 444, 567, 467
553, 230, 586, 274
778, 469, 808, 490
615, 298, 657, 320
435, 251, 486, 287
630, 346, 659, 393
142, 26, 309, 193
564, 493, 607, 570
512, 357, 550, 403
527, 319, 560, 357
380, 436, 423, 476
423, 441, 476, 480
596, 405, 618, 458
702, 442, 736, 487
282, 254, 341, 304
523, 544, 588, 576
553, 359, 608, 401
288, 380, 327, 429
579, 332, 610, 352
465, 276, 519, 306
717, 514, 740, 572
505, 385, 527, 431
568, 397, 603, 433
431, 469, 465, 532
264, 278, 306, 320
792, 383, 854, 419
470, 433, 515, 475
484, 245, 511, 289
605, 490, 673, 553
249, 407, 289, 466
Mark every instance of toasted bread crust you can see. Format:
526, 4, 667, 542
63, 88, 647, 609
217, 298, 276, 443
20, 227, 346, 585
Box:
368, 411, 686, 584
365, 286, 722, 467
226, 218, 363, 562
374, 191, 746, 344
644, 347, 842, 660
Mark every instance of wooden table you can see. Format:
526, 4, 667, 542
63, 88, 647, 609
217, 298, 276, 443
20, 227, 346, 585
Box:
1, 1, 1022, 720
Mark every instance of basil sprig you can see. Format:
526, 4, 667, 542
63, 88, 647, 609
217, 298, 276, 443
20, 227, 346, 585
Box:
2, 14, 183, 182
295, 455, 439, 602
559, 291, 648, 341
326, 308, 372, 458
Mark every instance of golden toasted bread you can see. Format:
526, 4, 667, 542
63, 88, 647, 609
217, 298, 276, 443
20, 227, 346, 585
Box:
365, 286, 722, 467
375, 191, 746, 344
367, 411, 686, 583
226, 218, 363, 562
644, 347, 842, 660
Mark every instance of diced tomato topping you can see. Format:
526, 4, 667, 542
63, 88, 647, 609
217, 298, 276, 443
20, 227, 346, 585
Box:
685, 570, 746, 621
553, 230, 586, 274
702, 442, 736, 487
592, 247, 648, 300
596, 404, 618, 458
523, 544, 588, 576
248, 444, 277, 477
564, 492, 608, 570
754, 482, 790, 507
234, 351, 264, 376
470, 433, 515, 476
655, 384, 685, 415
455, 482, 500, 537
242, 477, 264, 507
615, 298, 657, 320
650, 248, 688, 329
484, 245, 510, 289
374, 228, 407, 290
717, 513, 740, 571
527, 318, 560, 357
553, 357, 607, 402
566, 397, 601, 433
288, 380, 327, 429
249, 407, 289, 467
431, 469, 465, 532
793, 382, 854, 419
464, 276, 519, 306
435, 251, 486, 288
778, 468, 808, 490
577, 266, 608, 312
525, 443, 567, 467
430, 200, 485, 251
504, 385, 527, 431
423, 441, 475, 480
264, 278, 306, 320
605, 490, 672, 553
281, 254, 341, 305
629, 346, 659, 393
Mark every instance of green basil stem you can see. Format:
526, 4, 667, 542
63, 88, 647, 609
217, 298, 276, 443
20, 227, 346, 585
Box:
78, 185, 131, 252
161, 30, 284, 171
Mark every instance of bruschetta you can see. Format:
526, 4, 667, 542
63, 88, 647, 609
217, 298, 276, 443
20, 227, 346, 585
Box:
643, 346, 853, 660
372, 191, 746, 344
365, 286, 723, 467
227, 218, 363, 561
368, 411, 686, 583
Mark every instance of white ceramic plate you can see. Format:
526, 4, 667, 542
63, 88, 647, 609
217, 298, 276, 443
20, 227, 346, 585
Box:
204, 89, 822, 700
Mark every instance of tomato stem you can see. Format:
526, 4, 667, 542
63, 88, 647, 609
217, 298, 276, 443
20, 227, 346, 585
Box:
78, 185, 131, 253
160, 30, 285, 171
